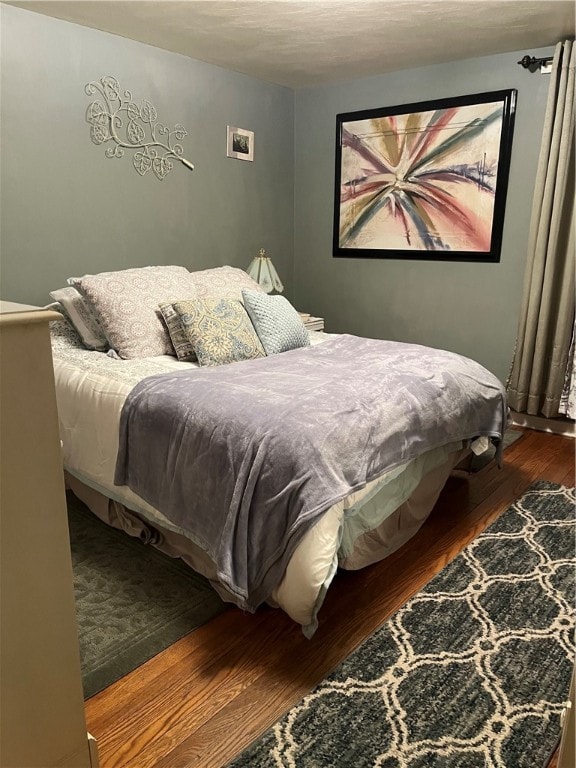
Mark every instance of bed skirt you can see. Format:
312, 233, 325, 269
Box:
64, 445, 467, 632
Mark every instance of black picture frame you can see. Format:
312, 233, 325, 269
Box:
333, 89, 517, 262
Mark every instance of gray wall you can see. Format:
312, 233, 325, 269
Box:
292, 48, 554, 381
0, 4, 556, 383
0, 4, 294, 305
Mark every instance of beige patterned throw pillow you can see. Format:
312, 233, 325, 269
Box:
159, 266, 265, 362
172, 297, 265, 366
76, 266, 198, 359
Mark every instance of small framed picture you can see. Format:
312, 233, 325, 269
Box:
227, 125, 254, 162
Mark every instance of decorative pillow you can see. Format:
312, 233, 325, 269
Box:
49, 286, 108, 351
172, 297, 265, 367
187, 266, 265, 300
242, 289, 310, 355
158, 300, 197, 362
74, 266, 198, 359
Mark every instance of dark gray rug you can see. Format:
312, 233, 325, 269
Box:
68, 492, 227, 699
228, 481, 575, 768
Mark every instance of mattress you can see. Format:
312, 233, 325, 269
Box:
51, 320, 468, 634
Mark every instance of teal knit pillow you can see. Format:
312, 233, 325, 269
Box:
242, 290, 310, 356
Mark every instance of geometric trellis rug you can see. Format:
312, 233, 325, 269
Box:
228, 481, 575, 768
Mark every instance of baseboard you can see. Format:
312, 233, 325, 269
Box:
509, 411, 576, 438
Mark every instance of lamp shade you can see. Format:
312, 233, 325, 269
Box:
246, 249, 284, 294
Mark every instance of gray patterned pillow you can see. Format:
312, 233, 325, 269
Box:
172, 297, 265, 367
75, 266, 198, 359
241, 290, 310, 355
49, 286, 108, 351
158, 300, 197, 362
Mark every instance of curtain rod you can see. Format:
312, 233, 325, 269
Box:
517, 54, 554, 73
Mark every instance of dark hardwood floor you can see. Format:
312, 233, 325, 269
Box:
85, 428, 575, 768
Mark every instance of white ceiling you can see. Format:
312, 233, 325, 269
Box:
6, 0, 575, 87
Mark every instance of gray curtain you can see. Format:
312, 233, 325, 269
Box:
507, 40, 575, 418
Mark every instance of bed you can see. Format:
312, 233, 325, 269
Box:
48, 265, 507, 636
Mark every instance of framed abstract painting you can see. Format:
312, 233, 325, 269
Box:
333, 89, 517, 262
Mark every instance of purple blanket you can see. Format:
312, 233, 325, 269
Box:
115, 335, 507, 610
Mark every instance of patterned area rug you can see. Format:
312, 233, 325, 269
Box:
68, 492, 227, 699
229, 481, 575, 768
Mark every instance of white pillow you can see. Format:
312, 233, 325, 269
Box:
49, 287, 108, 351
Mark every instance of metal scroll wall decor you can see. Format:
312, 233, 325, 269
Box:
85, 76, 194, 180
